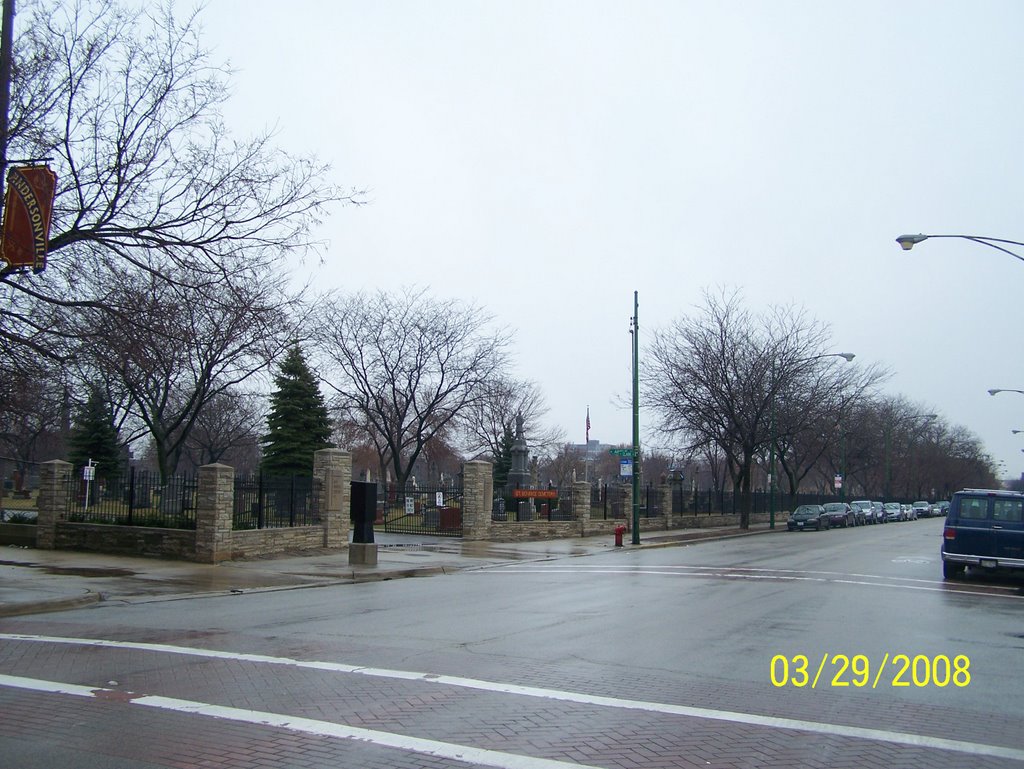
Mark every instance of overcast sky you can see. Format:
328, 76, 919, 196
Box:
202, 0, 1024, 480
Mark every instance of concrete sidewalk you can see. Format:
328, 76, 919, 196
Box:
0, 524, 777, 617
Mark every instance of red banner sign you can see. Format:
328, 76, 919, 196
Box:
1, 165, 57, 273
512, 489, 558, 499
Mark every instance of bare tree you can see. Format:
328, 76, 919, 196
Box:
460, 376, 564, 461
182, 388, 263, 473
646, 288, 869, 527
315, 288, 510, 489
79, 265, 295, 482
0, 0, 359, 360
772, 355, 887, 502
0, 358, 67, 484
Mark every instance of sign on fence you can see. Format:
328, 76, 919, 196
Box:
512, 489, 558, 499
405, 496, 415, 516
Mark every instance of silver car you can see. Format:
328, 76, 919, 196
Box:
850, 500, 873, 525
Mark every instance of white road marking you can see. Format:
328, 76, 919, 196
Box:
0, 673, 606, 769
471, 564, 1024, 597
1, 634, 1023, 762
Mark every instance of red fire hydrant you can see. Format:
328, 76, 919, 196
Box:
614, 525, 626, 547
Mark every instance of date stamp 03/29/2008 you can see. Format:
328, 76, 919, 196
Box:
770, 654, 971, 689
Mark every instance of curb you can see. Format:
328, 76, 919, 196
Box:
0, 592, 101, 618
0, 567, 456, 617
634, 526, 781, 549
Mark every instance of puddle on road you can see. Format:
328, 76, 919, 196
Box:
42, 565, 136, 577
0, 559, 136, 578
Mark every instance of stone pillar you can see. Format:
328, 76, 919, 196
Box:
314, 448, 351, 549
36, 459, 72, 550
572, 480, 590, 534
461, 460, 493, 541
194, 463, 235, 563
572, 481, 590, 521
659, 483, 673, 527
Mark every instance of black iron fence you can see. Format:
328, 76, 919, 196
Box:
591, 483, 624, 519
590, 483, 664, 519
672, 487, 848, 515
233, 473, 322, 530
381, 483, 463, 536
586, 484, 852, 519
63, 467, 198, 529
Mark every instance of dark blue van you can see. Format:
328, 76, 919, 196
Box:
941, 489, 1024, 579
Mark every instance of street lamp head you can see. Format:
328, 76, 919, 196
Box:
989, 389, 1003, 396
1013, 430, 1024, 435
896, 234, 929, 251
837, 352, 855, 362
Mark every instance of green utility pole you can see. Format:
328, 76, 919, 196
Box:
631, 291, 640, 545
768, 406, 775, 529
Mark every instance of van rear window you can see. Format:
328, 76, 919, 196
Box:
993, 499, 1023, 522
958, 497, 989, 519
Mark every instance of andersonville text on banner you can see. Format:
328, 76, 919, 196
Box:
0, 165, 57, 273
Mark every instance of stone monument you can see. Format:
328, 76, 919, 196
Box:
506, 413, 531, 492
506, 413, 534, 520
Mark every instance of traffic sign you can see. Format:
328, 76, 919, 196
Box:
609, 448, 635, 457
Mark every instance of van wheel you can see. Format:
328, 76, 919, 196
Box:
942, 562, 966, 580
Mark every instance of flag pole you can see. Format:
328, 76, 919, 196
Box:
584, 406, 590, 482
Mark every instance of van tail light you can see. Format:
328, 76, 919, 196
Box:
943, 527, 956, 540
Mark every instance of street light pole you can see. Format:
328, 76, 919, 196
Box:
896, 234, 1024, 264
839, 425, 846, 502
630, 291, 640, 545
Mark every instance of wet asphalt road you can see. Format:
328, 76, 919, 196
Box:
1, 516, 1022, 768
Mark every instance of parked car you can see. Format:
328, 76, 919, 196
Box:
936, 500, 951, 517
850, 500, 873, 525
941, 488, 1024, 579
903, 503, 917, 521
912, 501, 931, 519
787, 504, 831, 531
823, 502, 856, 528
883, 502, 904, 522
871, 501, 887, 524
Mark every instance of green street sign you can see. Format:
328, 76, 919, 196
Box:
609, 448, 635, 457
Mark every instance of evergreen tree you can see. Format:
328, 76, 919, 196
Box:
261, 346, 332, 476
68, 386, 123, 491
492, 423, 514, 490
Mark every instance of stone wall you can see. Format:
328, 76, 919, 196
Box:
53, 523, 196, 559
0, 522, 36, 547
672, 512, 771, 528
226, 526, 327, 560
32, 454, 353, 563
24, 455, 775, 556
